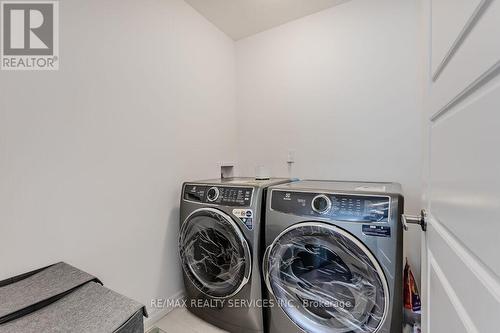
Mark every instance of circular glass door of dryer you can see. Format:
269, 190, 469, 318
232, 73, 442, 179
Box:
179, 208, 251, 298
264, 222, 389, 333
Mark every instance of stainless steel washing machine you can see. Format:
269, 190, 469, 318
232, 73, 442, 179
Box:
263, 180, 404, 333
179, 177, 293, 333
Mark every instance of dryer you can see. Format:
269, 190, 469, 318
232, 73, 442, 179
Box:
179, 177, 292, 333
263, 180, 404, 333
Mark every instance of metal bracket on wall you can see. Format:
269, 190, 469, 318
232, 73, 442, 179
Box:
219, 162, 235, 179
402, 209, 428, 232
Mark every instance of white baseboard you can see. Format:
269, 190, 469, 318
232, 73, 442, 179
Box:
144, 290, 185, 330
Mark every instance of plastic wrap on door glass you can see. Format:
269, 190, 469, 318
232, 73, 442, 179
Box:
264, 223, 388, 333
179, 209, 250, 298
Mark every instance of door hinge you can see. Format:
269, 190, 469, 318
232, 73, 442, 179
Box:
402, 209, 427, 232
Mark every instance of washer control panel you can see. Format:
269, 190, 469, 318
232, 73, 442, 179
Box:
271, 190, 390, 222
184, 184, 253, 207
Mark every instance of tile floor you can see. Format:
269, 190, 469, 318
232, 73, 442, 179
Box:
151, 308, 417, 333
152, 308, 227, 333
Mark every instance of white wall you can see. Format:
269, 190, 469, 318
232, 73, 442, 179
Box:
235, 0, 422, 278
0, 0, 236, 320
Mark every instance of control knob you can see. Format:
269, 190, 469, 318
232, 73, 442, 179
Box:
206, 187, 220, 202
312, 194, 332, 214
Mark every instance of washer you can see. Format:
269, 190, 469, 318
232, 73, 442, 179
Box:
263, 180, 403, 333
179, 177, 293, 333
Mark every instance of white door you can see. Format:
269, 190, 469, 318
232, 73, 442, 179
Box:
421, 0, 500, 332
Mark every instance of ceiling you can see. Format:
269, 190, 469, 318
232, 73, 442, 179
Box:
185, 0, 351, 40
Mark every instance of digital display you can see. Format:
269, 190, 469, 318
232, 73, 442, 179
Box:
331, 194, 389, 222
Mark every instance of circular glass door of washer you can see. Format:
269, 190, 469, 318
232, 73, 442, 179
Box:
265, 222, 389, 333
179, 208, 251, 298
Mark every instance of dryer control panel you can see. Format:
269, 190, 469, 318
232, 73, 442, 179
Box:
271, 190, 390, 222
184, 184, 253, 207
